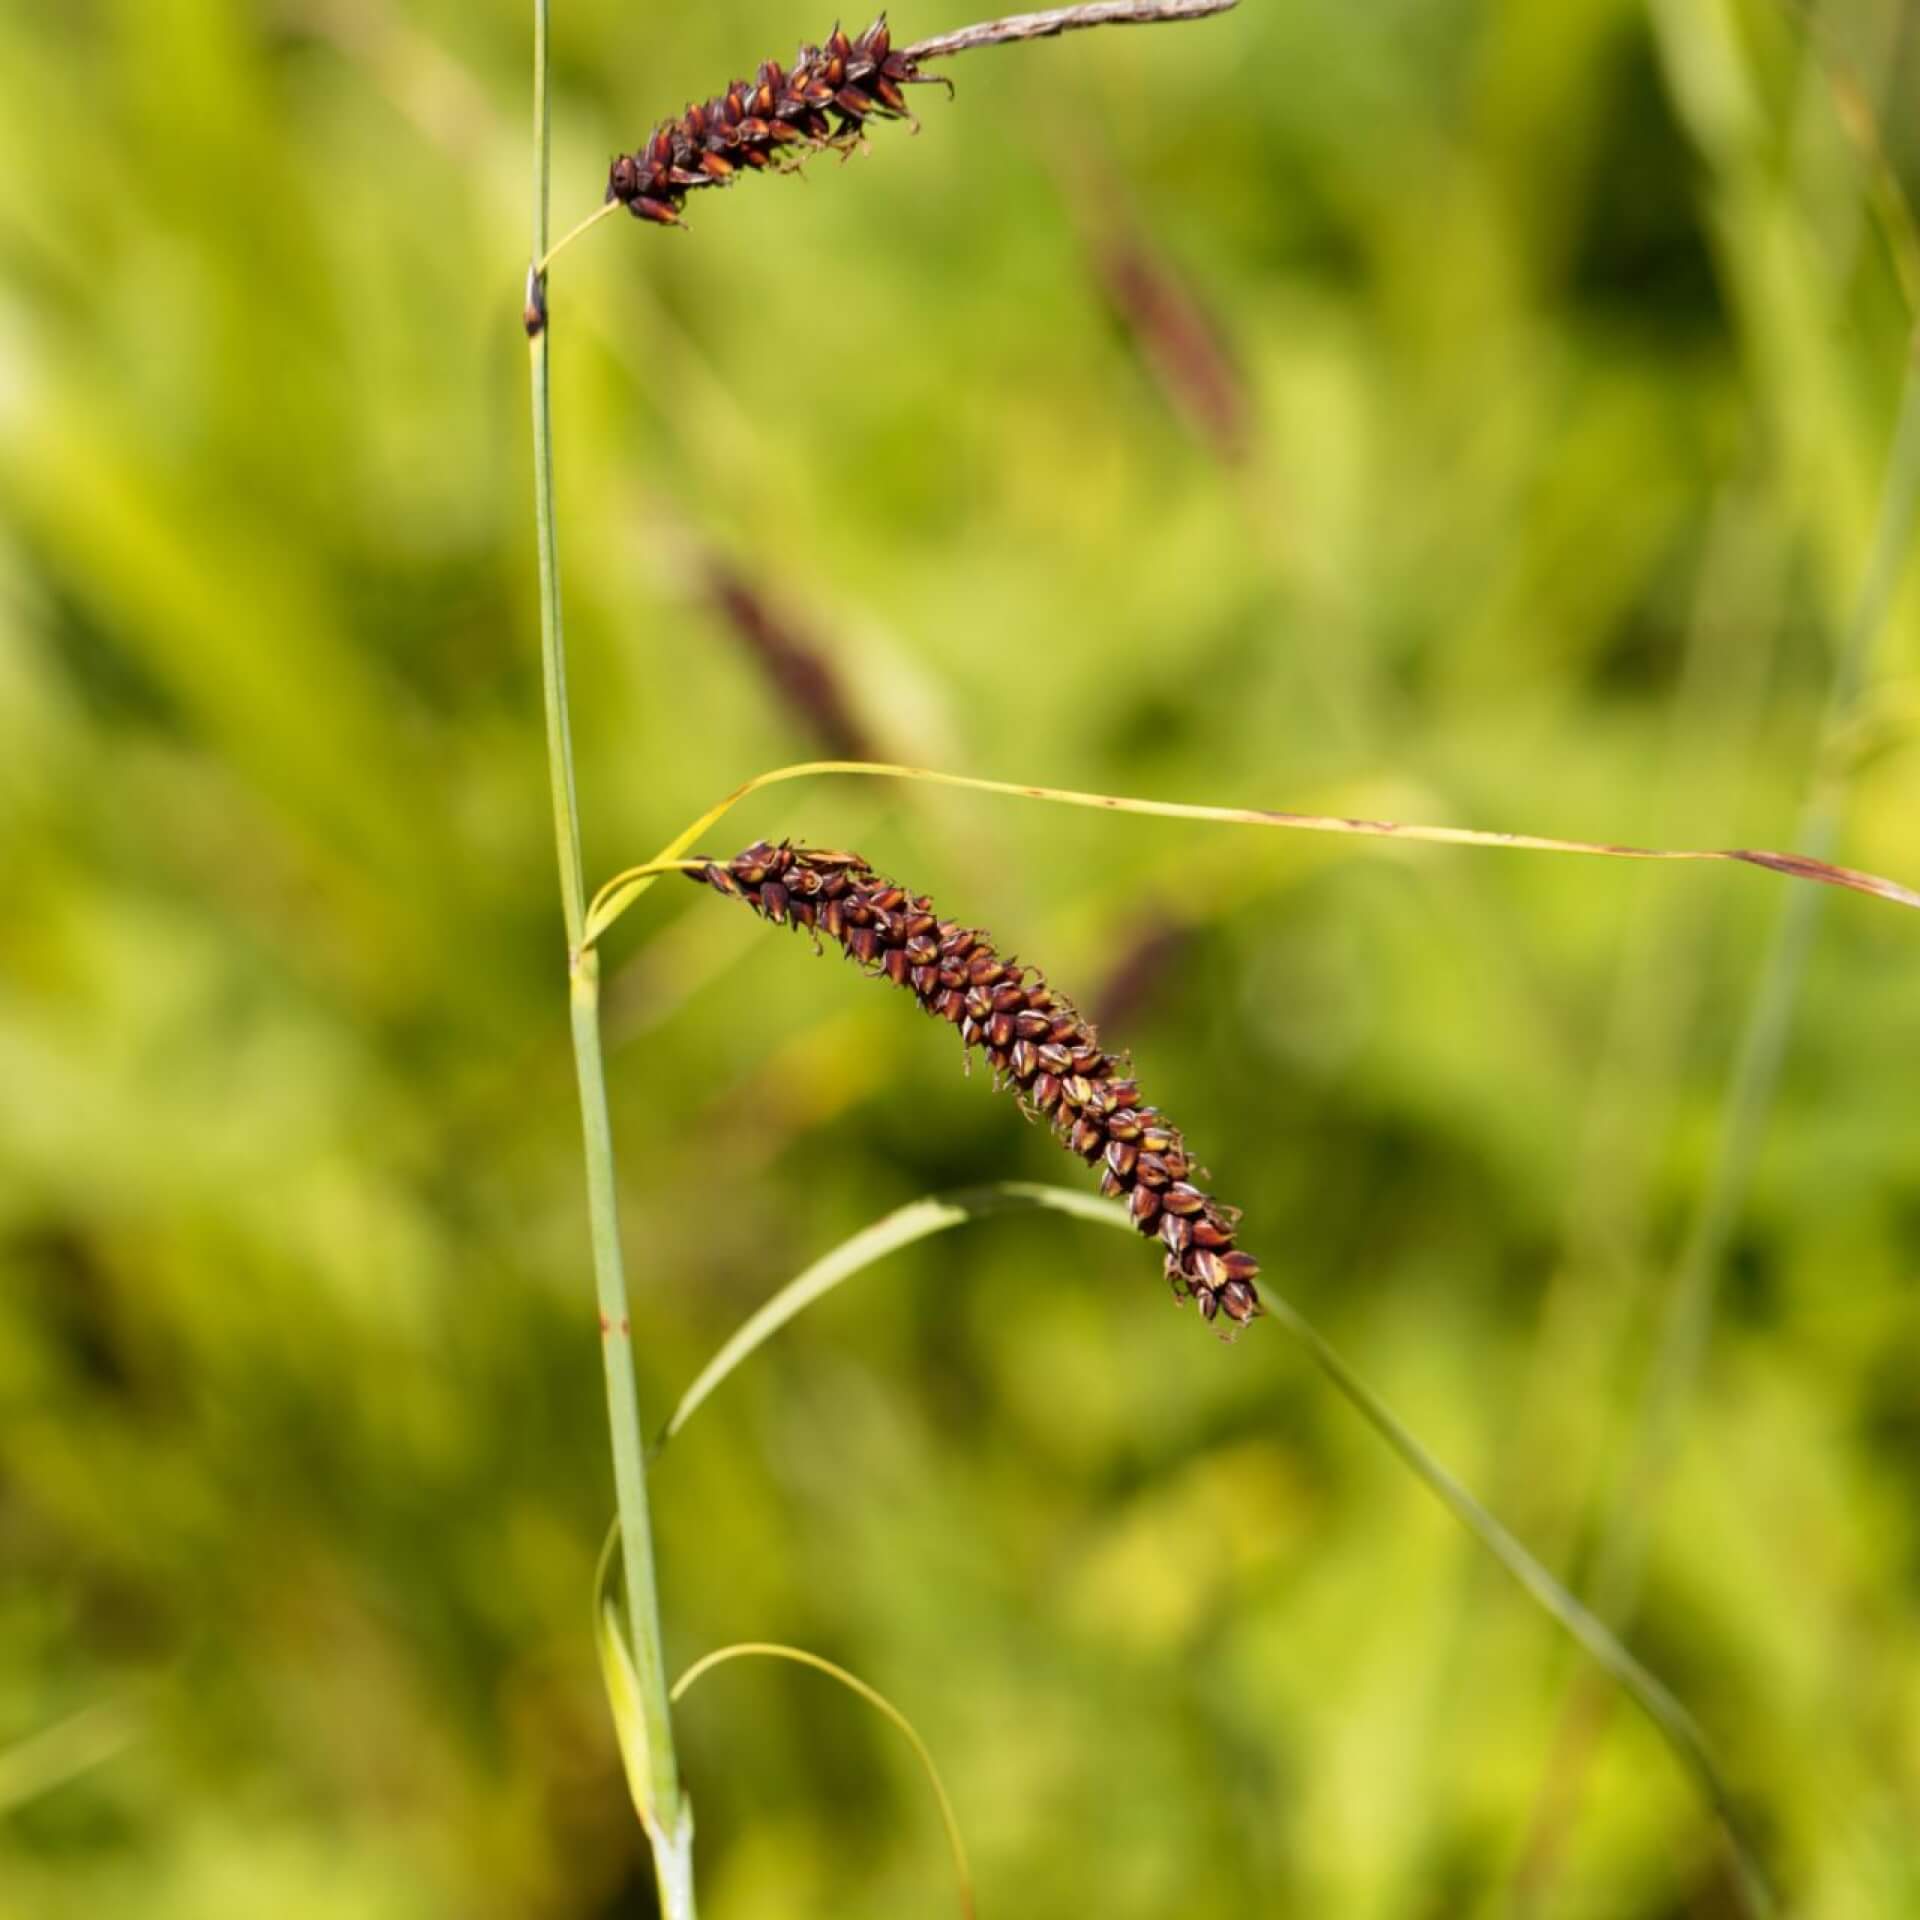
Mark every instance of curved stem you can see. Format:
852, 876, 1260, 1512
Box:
539, 197, 622, 277
529, 1, 691, 1908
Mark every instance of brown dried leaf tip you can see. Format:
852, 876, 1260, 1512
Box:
608, 16, 951, 229
692, 840, 1263, 1333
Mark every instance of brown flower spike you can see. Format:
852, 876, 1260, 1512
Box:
692, 840, 1262, 1332
608, 17, 950, 229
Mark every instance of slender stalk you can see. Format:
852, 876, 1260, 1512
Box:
539, 197, 621, 277
528, 1, 693, 1907
570, 953, 692, 1889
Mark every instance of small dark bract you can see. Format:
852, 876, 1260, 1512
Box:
692, 839, 1263, 1333
608, 16, 951, 229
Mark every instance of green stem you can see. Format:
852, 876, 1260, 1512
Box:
529, 1, 693, 1907
569, 952, 691, 1880
529, 12, 583, 948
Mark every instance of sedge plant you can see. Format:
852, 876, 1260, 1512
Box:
525, 5, 1920, 1914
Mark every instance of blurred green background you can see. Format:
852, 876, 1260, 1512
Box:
4, 0, 1920, 1913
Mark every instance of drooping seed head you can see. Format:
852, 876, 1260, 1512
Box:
689, 839, 1263, 1334
607, 17, 951, 231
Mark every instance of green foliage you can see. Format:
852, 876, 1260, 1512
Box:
2, 1, 1918, 1916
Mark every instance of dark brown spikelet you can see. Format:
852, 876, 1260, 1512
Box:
690, 839, 1262, 1333
607, 16, 951, 229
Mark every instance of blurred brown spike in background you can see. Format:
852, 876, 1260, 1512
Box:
1045, 121, 1253, 464
690, 841, 1262, 1331
1094, 232, 1251, 462
704, 561, 876, 763
1093, 916, 1196, 1030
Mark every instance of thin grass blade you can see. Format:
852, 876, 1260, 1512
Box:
592, 1519, 659, 1835
658, 1183, 1119, 1449
592, 1524, 700, 1903
1258, 1289, 1775, 1915
660, 1181, 1774, 1908
672, 1642, 975, 1920
582, 759, 1920, 946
